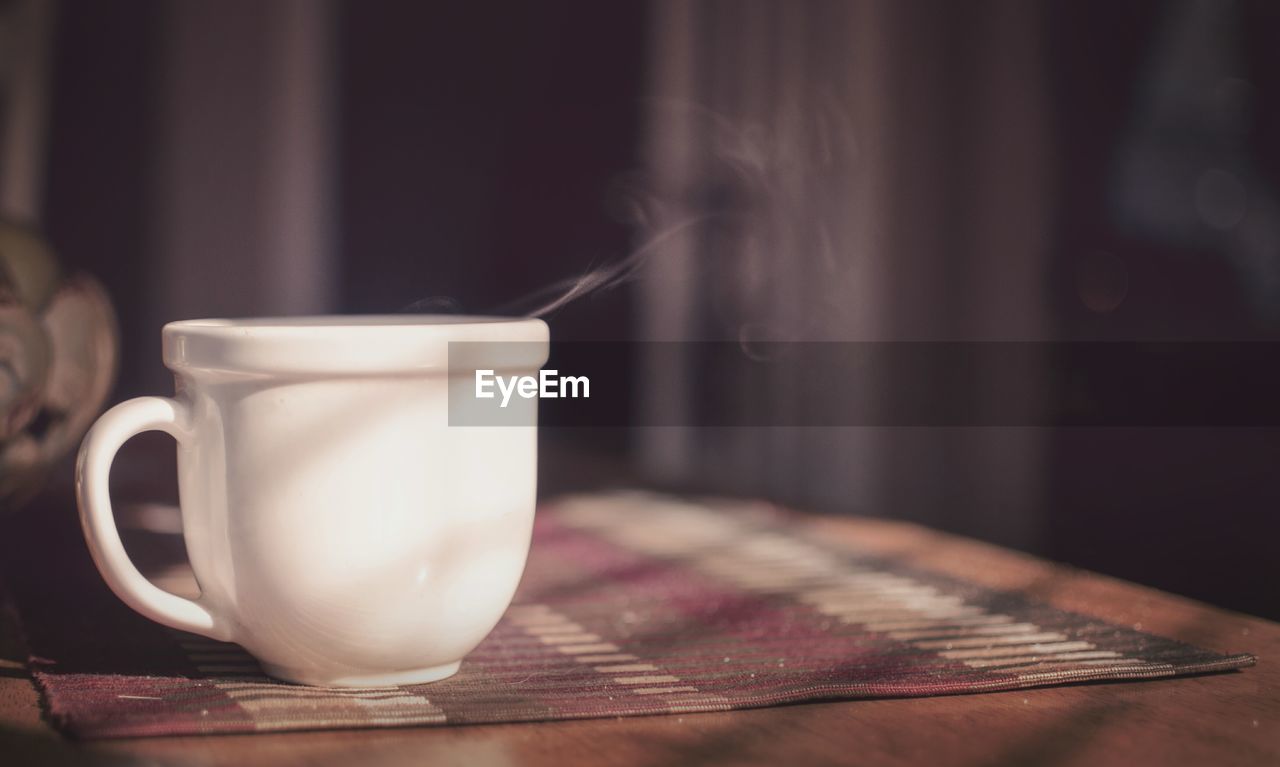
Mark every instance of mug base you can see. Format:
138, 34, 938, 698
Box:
261, 660, 462, 688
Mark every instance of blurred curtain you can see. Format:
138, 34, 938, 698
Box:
146, 0, 337, 389
0, 0, 55, 222
637, 0, 1052, 548
42, 0, 338, 399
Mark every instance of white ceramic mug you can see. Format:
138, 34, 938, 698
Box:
76, 316, 548, 686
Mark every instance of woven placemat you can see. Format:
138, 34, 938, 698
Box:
4, 492, 1254, 739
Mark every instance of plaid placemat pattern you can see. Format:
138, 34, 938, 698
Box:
6, 493, 1255, 738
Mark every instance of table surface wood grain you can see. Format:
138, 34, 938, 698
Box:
1, 492, 1276, 766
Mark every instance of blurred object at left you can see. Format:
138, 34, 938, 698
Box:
0, 0, 119, 508
0, 220, 117, 509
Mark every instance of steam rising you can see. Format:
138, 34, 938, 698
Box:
495, 216, 709, 318
400, 295, 464, 314
402, 96, 858, 333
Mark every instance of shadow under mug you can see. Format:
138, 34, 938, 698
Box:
76, 315, 548, 686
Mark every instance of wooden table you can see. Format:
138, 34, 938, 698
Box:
1, 492, 1276, 765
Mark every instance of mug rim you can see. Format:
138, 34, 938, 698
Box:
163, 314, 549, 376
166, 314, 537, 331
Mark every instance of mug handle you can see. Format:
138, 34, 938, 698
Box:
75, 396, 230, 640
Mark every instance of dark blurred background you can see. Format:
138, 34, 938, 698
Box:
6, 0, 1279, 618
